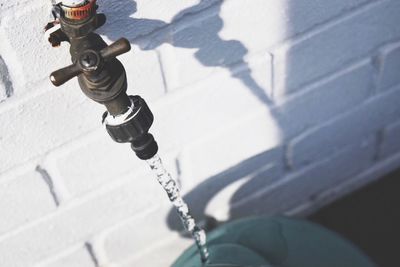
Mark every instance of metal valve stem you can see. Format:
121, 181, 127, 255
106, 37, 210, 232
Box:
47, 0, 159, 160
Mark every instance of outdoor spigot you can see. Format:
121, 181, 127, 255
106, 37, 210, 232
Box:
103, 96, 159, 160
47, 0, 158, 160
50, 38, 131, 86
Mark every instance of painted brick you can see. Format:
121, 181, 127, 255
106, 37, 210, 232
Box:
275, 59, 375, 140
0, 56, 12, 102
289, 84, 400, 169
0, 4, 70, 93
35, 245, 95, 267
97, 0, 214, 40
289, 144, 400, 217
150, 0, 371, 91
274, 0, 400, 96
0, 82, 6, 102
204, 163, 283, 222
231, 136, 376, 218
44, 131, 143, 198
119, 236, 193, 267
380, 120, 400, 158
220, 0, 372, 54
0, 170, 56, 235
151, 69, 268, 153
174, 156, 282, 230
377, 41, 400, 91
152, 59, 374, 175
0, 89, 6, 104
1, 0, 400, 265
155, 7, 251, 91
178, 109, 283, 187
44, 131, 178, 198
242, 53, 274, 99
102, 204, 180, 264
0, 82, 104, 174
0, 170, 166, 267
0, 0, 33, 15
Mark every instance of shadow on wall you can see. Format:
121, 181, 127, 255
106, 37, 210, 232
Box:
166, 148, 285, 235
98, 0, 273, 105
97, 0, 285, 234
97, 0, 399, 243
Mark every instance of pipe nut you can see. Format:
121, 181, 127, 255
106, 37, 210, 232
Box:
61, 0, 96, 20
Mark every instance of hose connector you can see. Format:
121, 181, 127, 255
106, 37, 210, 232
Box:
103, 96, 159, 160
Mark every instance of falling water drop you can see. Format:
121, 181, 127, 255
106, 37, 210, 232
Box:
146, 154, 209, 263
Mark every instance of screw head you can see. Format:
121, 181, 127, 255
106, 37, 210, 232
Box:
79, 51, 99, 70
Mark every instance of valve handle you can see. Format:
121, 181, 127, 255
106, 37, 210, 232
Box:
101, 38, 131, 60
50, 38, 131, 86
50, 62, 81, 86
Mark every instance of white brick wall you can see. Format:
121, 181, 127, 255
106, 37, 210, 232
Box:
34, 244, 97, 267
0, 0, 399, 266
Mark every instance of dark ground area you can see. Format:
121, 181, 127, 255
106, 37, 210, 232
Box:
310, 168, 400, 267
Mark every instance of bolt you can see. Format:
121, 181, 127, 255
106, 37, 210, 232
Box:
80, 52, 98, 69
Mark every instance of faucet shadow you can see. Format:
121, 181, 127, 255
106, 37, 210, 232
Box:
166, 148, 284, 235
98, 0, 273, 106
92, 2, 398, 264
97, 0, 284, 237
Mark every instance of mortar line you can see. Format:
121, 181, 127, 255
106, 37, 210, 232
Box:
131, 1, 221, 47
273, 0, 382, 50
36, 165, 61, 206
0, 170, 159, 242
371, 51, 383, 95
231, 139, 376, 211
374, 129, 385, 161
156, 49, 169, 94
0, 56, 14, 100
85, 242, 100, 267
269, 52, 275, 101
174, 157, 183, 189
289, 148, 400, 217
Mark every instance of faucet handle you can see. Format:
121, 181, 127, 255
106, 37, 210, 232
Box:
50, 62, 82, 86
100, 38, 131, 61
50, 38, 131, 86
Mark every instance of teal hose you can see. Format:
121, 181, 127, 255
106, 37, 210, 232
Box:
173, 217, 375, 267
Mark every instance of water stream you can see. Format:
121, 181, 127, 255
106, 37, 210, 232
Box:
146, 154, 209, 263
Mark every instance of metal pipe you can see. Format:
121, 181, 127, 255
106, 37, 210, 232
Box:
46, 0, 159, 160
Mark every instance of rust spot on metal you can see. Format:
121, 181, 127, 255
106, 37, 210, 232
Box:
62, 0, 96, 20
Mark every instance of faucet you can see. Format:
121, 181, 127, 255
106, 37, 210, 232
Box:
46, 2, 211, 262
46, 0, 158, 160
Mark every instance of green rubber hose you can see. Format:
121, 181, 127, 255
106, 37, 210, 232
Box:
173, 217, 375, 267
